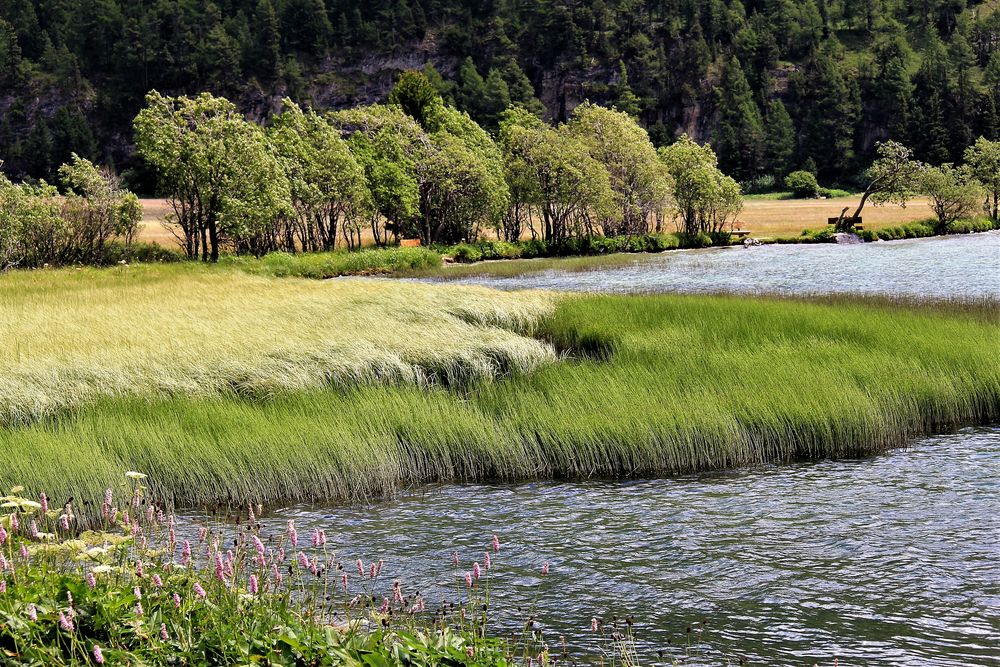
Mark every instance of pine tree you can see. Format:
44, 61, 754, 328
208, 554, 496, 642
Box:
764, 99, 796, 176
714, 56, 765, 180
792, 48, 859, 179
871, 34, 913, 143
254, 0, 282, 80
482, 68, 512, 130
456, 57, 488, 121
615, 61, 642, 117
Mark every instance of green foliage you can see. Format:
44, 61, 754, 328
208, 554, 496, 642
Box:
714, 56, 764, 180
269, 99, 371, 251
658, 134, 743, 236
230, 246, 442, 278
567, 103, 673, 236
964, 137, 1000, 220
0, 484, 524, 666
920, 163, 983, 232
784, 170, 820, 198
0, 155, 141, 269
133, 91, 291, 261
388, 70, 443, 131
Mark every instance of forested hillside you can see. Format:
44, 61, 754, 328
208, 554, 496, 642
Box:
1, 0, 999, 189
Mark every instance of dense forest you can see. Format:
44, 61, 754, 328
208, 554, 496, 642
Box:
1, 0, 999, 189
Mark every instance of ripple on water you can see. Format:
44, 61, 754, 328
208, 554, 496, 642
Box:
435, 231, 1000, 298
184, 427, 1000, 665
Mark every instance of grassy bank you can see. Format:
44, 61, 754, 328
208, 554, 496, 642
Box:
1, 268, 997, 506
0, 264, 555, 426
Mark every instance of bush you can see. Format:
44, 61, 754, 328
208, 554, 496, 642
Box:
947, 217, 995, 234
741, 174, 777, 194
784, 170, 820, 198
450, 243, 483, 263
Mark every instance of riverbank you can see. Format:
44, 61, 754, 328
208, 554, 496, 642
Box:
1, 261, 997, 506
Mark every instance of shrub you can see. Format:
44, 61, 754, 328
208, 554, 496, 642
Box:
450, 243, 484, 263
947, 217, 995, 234
784, 170, 820, 198
740, 174, 777, 194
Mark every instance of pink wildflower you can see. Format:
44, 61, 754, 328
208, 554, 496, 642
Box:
26, 604, 37, 621
341, 573, 348, 590
136, 560, 144, 578
173, 593, 181, 608
376, 559, 384, 576
104, 488, 112, 506
193, 582, 206, 599
0, 526, 7, 545
9, 513, 18, 531
214, 552, 225, 581
452, 551, 459, 566
93, 645, 104, 664
318, 529, 327, 545
465, 572, 473, 588
356, 559, 364, 576
152, 574, 163, 588
19, 544, 28, 560
134, 585, 142, 600
29, 520, 38, 539
39, 492, 48, 513
252, 535, 265, 557
135, 601, 143, 616
492, 534, 500, 553
379, 597, 389, 614
0, 581, 6, 593
249, 574, 259, 595
287, 520, 298, 546
298, 551, 310, 569
160, 623, 169, 641
59, 514, 69, 531
369, 562, 377, 578
146, 507, 154, 524
312, 529, 320, 547
484, 553, 491, 570
86, 572, 96, 589
542, 562, 549, 575
59, 611, 74, 631
181, 540, 192, 566
473, 562, 481, 579
393, 580, 403, 603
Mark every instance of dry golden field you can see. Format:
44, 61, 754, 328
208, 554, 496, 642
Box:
137, 196, 935, 248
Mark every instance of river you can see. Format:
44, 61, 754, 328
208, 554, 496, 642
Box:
255, 234, 1000, 664
194, 427, 1000, 666
433, 231, 1000, 298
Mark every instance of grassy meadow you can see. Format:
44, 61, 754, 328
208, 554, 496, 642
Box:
0, 263, 556, 426
1, 262, 997, 507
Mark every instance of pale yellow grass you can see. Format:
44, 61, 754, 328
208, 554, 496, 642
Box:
138, 197, 936, 247
738, 197, 932, 237
0, 264, 558, 425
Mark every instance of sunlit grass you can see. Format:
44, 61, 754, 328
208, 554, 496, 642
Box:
1, 284, 996, 507
0, 263, 557, 425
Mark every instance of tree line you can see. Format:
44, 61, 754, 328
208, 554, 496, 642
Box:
2, 0, 1000, 186
3, 69, 999, 269
131, 72, 743, 261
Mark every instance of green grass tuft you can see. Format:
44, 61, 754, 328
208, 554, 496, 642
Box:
1, 289, 997, 507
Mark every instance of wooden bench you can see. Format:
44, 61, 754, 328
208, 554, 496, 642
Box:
730, 230, 752, 238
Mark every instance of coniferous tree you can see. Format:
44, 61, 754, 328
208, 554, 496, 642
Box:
793, 47, 860, 179
253, 0, 282, 80
615, 61, 642, 117
764, 99, 796, 176
714, 56, 765, 180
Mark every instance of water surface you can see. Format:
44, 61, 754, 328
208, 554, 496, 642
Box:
435, 232, 1000, 297
225, 427, 1000, 666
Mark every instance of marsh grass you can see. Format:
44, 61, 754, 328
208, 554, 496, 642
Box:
225, 246, 442, 278
2, 288, 997, 507
0, 263, 556, 426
